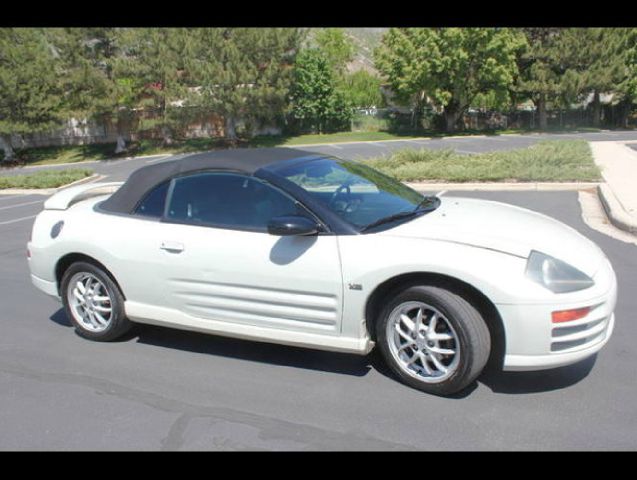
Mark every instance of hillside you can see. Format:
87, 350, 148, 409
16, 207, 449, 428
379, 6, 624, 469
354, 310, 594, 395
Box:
306, 28, 388, 74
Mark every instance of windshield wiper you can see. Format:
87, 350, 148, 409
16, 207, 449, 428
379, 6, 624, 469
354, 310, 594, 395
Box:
413, 195, 441, 212
360, 210, 421, 232
360, 196, 440, 233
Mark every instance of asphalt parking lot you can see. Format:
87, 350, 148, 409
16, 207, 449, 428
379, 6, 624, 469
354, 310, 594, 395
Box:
2, 190, 636, 450
1, 137, 637, 450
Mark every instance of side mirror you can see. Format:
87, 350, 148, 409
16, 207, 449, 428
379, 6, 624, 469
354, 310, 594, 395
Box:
267, 215, 320, 236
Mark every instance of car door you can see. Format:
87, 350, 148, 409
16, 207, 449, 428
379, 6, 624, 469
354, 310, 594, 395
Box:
155, 171, 344, 335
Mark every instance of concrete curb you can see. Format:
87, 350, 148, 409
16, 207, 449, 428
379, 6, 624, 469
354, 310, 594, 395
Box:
598, 183, 637, 234
590, 140, 637, 235
0, 173, 103, 196
406, 181, 600, 192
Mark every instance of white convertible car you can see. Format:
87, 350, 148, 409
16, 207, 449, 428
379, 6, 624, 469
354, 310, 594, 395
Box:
27, 148, 617, 395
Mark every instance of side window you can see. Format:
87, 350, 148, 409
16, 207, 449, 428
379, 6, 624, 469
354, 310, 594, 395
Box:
166, 172, 305, 231
134, 181, 170, 218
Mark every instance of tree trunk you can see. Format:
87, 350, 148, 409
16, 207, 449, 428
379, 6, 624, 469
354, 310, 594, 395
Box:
114, 114, 128, 154
0, 134, 15, 162
161, 127, 173, 147
591, 90, 601, 128
537, 94, 547, 130
225, 116, 237, 141
115, 134, 127, 154
618, 99, 631, 129
443, 108, 460, 133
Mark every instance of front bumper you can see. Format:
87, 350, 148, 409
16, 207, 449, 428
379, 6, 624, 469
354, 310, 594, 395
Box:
504, 313, 615, 371
499, 256, 617, 371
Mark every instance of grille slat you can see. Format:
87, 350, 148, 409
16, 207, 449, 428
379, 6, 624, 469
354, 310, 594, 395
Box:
550, 315, 609, 352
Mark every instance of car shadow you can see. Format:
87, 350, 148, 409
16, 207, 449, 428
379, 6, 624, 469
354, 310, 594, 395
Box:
49, 308, 72, 327
479, 355, 597, 394
49, 307, 372, 377
49, 307, 596, 392
135, 324, 373, 377
364, 347, 596, 397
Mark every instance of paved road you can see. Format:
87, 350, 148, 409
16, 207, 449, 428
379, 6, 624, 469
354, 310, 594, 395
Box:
1, 187, 636, 450
3, 129, 637, 182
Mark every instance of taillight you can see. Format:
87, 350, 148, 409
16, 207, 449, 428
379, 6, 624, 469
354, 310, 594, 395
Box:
551, 307, 591, 323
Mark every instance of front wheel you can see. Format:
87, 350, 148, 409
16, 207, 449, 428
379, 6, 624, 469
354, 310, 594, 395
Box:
376, 285, 491, 396
61, 261, 133, 341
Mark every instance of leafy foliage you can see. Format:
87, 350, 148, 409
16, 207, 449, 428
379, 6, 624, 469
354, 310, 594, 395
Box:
342, 70, 384, 108
289, 49, 352, 133
375, 28, 525, 132
313, 28, 355, 75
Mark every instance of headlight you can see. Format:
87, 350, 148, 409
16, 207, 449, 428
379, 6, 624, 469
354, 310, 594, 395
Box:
525, 250, 594, 293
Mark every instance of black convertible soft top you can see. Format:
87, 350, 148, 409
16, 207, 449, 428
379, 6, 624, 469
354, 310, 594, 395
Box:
99, 147, 322, 214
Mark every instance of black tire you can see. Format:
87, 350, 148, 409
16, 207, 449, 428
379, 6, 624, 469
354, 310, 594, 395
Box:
376, 285, 491, 396
60, 261, 133, 342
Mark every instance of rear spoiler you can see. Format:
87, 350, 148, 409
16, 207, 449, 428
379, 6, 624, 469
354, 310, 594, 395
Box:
43, 182, 124, 211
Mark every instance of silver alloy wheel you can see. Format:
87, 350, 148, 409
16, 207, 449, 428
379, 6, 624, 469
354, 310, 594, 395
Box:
67, 272, 113, 333
386, 301, 460, 383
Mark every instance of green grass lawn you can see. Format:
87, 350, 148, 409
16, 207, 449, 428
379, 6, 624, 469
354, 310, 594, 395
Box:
365, 140, 601, 182
0, 168, 94, 189
7, 143, 119, 166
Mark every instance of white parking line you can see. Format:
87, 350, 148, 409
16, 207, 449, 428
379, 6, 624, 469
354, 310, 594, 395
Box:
0, 199, 44, 211
328, 144, 343, 150
0, 194, 28, 202
436, 190, 448, 197
0, 214, 37, 226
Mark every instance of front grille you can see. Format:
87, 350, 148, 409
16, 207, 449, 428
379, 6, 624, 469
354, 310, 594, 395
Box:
550, 308, 610, 353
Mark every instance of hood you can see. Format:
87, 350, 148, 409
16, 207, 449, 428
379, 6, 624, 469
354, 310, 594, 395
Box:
381, 197, 604, 277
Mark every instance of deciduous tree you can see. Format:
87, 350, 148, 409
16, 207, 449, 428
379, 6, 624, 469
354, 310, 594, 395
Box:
375, 28, 524, 132
289, 48, 352, 133
342, 70, 384, 108
314, 28, 355, 76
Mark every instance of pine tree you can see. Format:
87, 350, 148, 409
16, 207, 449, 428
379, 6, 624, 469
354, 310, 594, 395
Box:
189, 28, 304, 141
50, 28, 136, 153
557, 28, 632, 127
0, 28, 64, 161
515, 28, 564, 130
117, 28, 194, 146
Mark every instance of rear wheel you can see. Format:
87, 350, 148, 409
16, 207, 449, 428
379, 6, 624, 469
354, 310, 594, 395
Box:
376, 285, 491, 396
61, 261, 133, 341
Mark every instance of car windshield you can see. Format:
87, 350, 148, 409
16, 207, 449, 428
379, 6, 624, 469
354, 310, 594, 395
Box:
272, 157, 439, 231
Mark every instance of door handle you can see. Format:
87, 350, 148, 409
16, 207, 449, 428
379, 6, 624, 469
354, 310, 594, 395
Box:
160, 241, 184, 253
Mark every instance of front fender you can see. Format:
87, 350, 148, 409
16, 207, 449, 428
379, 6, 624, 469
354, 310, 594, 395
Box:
337, 235, 532, 339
